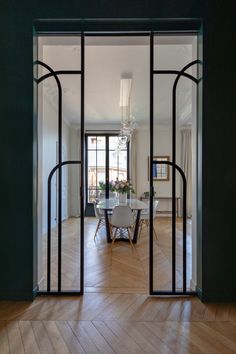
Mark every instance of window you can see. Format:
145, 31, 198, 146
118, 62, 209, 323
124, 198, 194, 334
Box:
86, 134, 128, 203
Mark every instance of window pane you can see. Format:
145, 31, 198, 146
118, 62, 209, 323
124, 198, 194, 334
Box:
96, 136, 105, 149
97, 172, 105, 184
109, 151, 118, 181
88, 188, 97, 203
109, 150, 117, 168
118, 150, 127, 169
97, 151, 106, 187
118, 170, 127, 180
88, 151, 96, 187
97, 150, 105, 167
88, 136, 97, 149
109, 136, 118, 150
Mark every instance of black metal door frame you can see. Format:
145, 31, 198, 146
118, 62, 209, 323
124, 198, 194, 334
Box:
149, 32, 202, 295
34, 34, 85, 295
34, 19, 202, 296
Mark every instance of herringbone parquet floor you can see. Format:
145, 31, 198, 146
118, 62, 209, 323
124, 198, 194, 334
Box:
1, 218, 236, 353
39, 216, 192, 293
1, 294, 236, 353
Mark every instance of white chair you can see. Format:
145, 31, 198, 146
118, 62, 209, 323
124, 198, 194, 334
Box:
93, 202, 106, 240
139, 200, 159, 240
110, 206, 135, 250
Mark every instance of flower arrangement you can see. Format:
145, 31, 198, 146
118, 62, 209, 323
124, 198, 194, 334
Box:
110, 178, 135, 194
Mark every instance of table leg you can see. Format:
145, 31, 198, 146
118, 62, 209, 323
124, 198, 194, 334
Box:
105, 210, 112, 243
133, 209, 141, 244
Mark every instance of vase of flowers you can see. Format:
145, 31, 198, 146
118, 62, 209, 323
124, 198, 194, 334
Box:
118, 192, 127, 203
110, 179, 134, 204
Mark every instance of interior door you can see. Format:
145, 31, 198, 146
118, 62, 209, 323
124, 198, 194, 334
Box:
36, 33, 84, 295
149, 32, 201, 295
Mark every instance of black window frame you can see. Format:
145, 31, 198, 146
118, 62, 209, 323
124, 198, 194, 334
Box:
85, 132, 130, 206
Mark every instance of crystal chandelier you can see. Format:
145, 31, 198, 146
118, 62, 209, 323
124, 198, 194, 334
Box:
117, 77, 136, 149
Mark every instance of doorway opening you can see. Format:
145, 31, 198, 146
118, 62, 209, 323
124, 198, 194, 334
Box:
35, 25, 202, 296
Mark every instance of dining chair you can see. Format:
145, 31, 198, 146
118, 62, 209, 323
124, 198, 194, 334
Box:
110, 206, 135, 250
139, 200, 159, 240
93, 201, 106, 240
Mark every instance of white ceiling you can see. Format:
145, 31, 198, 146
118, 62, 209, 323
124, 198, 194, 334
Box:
38, 35, 197, 128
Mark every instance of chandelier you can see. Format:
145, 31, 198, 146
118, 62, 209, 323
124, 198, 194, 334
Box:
117, 77, 136, 149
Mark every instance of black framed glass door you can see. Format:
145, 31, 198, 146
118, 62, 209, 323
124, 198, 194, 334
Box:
149, 32, 202, 295
35, 34, 84, 295
35, 19, 202, 297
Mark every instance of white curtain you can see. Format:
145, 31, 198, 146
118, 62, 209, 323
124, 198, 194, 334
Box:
130, 131, 137, 197
181, 129, 192, 217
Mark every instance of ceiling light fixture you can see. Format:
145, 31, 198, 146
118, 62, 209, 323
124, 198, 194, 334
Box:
117, 77, 136, 150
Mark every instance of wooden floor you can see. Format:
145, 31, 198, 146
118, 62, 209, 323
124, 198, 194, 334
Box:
40, 216, 192, 293
1, 294, 236, 353
4, 219, 234, 352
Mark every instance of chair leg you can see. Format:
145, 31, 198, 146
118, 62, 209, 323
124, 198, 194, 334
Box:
139, 220, 144, 238
114, 228, 118, 240
153, 226, 158, 240
147, 220, 158, 240
111, 227, 118, 246
127, 228, 135, 252
110, 224, 113, 238
94, 219, 101, 240
145, 220, 158, 240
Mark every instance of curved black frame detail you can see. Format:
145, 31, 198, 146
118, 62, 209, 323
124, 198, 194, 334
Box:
34, 55, 84, 295
152, 160, 189, 293
150, 31, 202, 295
47, 161, 81, 292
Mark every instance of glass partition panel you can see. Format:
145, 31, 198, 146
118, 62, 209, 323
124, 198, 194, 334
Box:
152, 34, 196, 294
37, 71, 59, 291
37, 34, 82, 294
61, 164, 81, 291
38, 36, 81, 71
154, 35, 194, 71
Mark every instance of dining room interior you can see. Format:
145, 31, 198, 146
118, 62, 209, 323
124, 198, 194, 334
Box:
36, 33, 198, 295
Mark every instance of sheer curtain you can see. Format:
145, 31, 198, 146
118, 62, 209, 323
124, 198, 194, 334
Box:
129, 130, 137, 197
181, 129, 192, 217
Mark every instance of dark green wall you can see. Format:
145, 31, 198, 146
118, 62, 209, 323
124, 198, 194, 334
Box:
0, 0, 235, 301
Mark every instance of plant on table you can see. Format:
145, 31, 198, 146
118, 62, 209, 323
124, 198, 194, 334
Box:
98, 181, 113, 190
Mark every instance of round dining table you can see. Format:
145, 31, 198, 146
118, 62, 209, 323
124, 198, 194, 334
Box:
96, 198, 148, 243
